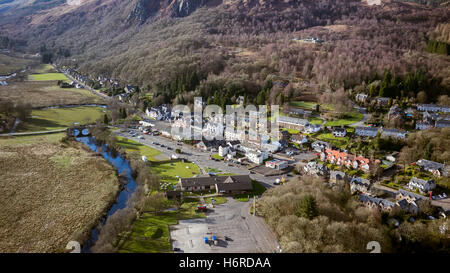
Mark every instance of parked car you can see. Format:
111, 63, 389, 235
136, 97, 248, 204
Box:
173, 248, 181, 252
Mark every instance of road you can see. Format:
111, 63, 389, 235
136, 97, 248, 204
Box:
113, 129, 285, 188
350, 105, 371, 127
0, 128, 67, 137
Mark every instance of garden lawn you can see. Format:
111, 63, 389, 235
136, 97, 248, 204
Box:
315, 132, 349, 149
308, 116, 323, 125
204, 196, 227, 205
18, 106, 106, 132
324, 112, 363, 127
115, 136, 163, 161
212, 154, 224, 160
28, 73, 69, 81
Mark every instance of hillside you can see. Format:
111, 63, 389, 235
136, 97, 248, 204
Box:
0, 0, 449, 105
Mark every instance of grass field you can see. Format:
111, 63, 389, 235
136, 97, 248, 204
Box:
290, 101, 334, 111
116, 136, 164, 161
290, 101, 316, 109
119, 201, 205, 253
0, 53, 38, 75
0, 134, 119, 252
17, 106, 106, 132
0, 81, 104, 108
33, 64, 57, 74
324, 112, 363, 127
151, 161, 201, 184
28, 73, 69, 81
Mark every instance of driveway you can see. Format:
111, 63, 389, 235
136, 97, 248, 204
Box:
170, 197, 278, 253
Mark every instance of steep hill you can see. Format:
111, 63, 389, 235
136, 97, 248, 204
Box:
0, 0, 449, 105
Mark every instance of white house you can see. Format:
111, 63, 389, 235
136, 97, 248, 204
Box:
304, 124, 321, 134
332, 127, 347, 137
408, 177, 436, 193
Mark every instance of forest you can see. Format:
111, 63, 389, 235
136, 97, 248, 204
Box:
259, 176, 450, 253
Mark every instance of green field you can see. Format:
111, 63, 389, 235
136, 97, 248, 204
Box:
151, 161, 201, 184
0, 133, 65, 146
290, 101, 316, 109
119, 201, 205, 253
116, 136, 164, 161
33, 64, 57, 74
28, 73, 69, 81
324, 112, 363, 127
0, 53, 38, 75
18, 106, 106, 132
290, 101, 334, 111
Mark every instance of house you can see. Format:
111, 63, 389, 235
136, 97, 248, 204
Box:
408, 177, 436, 193
350, 177, 371, 194
277, 116, 309, 131
417, 104, 450, 113
387, 106, 404, 121
289, 108, 312, 117
124, 85, 135, 93
146, 107, 162, 120
355, 126, 379, 138
291, 134, 308, 145
303, 161, 328, 176
386, 152, 399, 162
246, 149, 269, 165
416, 159, 446, 177
415, 121, 433, 130
236, 96, 245, 105
355, 93, 369, 103
358, 194, 395, 212
265, 160, 289, 170
376, 97, 390, 107
321, 149, 373, 171
436, 120, 450, 128
396, 199, 419, 215
381, 128, 408, 139
219, 145, 234, 157
332, 127, 347, 137
311, 140, 330, 152
178, 175, 252, 194
195, 139, 226, 152
279, 130, 291, 141
262, 142, 279, 153
396, 189, 425, 203
304, 124, 321, 134
329, 170, 347, 183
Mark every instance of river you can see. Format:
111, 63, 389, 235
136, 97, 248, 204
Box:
75, 136, 137, 252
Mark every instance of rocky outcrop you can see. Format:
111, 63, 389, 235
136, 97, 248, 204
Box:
126, 0, 162, 23
126, 0, 219, 23
170, 0, 211, 17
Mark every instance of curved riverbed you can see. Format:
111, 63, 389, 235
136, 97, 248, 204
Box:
75, 136, 137, 252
